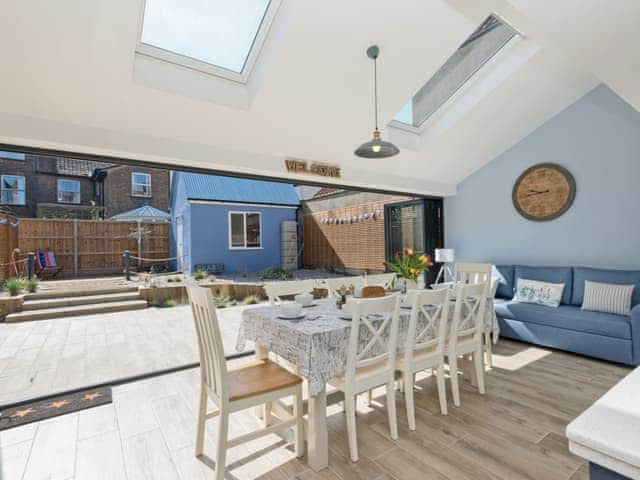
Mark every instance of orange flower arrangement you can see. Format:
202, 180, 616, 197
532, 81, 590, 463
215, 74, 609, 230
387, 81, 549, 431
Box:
384, 249, 433, 281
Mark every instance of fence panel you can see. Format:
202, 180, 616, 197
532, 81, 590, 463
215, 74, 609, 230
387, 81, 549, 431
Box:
17, 219, 170, 277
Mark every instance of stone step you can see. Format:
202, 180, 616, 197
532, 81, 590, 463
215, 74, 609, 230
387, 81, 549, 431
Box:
25, 285, 139, 300
22, 291, 142, 310
5, 300, 148, 322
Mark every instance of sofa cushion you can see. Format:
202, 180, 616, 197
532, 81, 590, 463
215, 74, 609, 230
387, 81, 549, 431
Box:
494, 300, 631, 339
493, 265, 514, 299
514, 266, 573, 305
572, 267, 640, 307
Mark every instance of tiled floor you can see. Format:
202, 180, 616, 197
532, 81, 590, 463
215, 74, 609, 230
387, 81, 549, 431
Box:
0, 340, 630, 480
0, 304, 254, 406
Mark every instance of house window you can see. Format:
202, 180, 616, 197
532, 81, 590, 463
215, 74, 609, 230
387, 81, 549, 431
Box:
132, 172, 152, 197
0, 151, 26, 161
57, 179, 81, 204
0, 175, 26, 205
229, 212, 262, 249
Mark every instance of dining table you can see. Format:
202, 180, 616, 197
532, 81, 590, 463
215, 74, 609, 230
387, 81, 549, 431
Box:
236, 295, 497, 471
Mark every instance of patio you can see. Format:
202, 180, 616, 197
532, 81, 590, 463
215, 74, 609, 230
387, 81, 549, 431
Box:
0, 304, 253, 406
0, 339, 629, 480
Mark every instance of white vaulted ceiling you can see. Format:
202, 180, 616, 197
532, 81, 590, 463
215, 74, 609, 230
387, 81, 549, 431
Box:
0, 0, 637, 196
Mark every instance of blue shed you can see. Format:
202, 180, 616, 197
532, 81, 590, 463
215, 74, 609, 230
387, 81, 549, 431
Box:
170, 172, 300, 274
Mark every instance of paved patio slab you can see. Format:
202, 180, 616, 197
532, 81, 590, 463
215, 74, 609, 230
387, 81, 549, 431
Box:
0, 304, 254, 406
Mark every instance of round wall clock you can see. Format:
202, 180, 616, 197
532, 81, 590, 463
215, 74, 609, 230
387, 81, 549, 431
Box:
512, 163, 576, 221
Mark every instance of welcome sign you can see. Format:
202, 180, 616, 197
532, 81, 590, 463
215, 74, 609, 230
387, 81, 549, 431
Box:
285, 158, 341, 178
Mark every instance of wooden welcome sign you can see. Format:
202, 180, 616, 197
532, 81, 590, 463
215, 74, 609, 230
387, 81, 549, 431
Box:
285, 158, 341, 178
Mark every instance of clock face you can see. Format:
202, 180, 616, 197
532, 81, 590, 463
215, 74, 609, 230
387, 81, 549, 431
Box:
512, 163, 576, 221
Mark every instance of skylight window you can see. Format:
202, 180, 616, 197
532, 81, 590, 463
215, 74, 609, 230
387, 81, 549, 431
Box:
138, 0, 275, 79
393, 14, 518, 127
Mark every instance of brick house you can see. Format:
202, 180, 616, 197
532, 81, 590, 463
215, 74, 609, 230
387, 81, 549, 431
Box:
0, 151, 169, 219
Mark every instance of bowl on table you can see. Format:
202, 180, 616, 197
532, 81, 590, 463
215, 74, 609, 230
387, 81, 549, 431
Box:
280, 302, 303, 319
295, 293, 314, 307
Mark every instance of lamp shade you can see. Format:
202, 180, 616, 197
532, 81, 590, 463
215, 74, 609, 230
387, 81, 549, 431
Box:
435, 248, 455, 263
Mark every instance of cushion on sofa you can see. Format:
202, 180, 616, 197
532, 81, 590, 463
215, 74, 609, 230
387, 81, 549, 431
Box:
493, 265, 514, 299
572, 267, 640, 307
513, 278, 564, 307
514, 266, 573, 305
582, 280, 635, 316
494, 300, 631, 339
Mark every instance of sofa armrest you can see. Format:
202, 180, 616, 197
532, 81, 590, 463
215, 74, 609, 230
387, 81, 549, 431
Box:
631, 305, 640, 364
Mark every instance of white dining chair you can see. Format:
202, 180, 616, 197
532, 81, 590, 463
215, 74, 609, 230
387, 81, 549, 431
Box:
264, 279, 315, 304
328, 294, 401, 462
453, 262, 494, 367
364, 273, 396, 289
323, 276, 365, 297
447, 282, 488, 407
397, 288, 450, 429
187, 285, 304, 480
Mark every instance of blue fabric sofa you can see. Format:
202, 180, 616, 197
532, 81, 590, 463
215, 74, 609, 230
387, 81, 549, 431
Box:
493, 265, 640, 365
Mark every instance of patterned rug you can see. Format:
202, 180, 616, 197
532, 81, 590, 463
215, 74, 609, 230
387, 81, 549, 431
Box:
0, 387, 112, 430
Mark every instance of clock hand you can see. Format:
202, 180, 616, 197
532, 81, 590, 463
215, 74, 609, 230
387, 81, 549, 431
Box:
525, 189, 550, 197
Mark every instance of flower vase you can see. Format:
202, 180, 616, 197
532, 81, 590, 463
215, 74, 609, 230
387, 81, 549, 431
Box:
404, 278, 418, 292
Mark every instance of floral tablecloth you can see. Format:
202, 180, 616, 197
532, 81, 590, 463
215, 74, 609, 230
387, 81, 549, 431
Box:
236, 297, 497, 396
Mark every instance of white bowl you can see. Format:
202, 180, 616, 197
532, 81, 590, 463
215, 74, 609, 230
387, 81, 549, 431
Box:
280, 302, 303, 318
294, 293, 314, 307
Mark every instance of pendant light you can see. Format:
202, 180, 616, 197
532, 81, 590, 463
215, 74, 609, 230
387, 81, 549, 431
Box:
354, 45, 400, 158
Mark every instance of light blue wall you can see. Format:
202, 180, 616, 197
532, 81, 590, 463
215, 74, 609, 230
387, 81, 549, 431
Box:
189, 203, 297, 274
170, 174, 192, 272
445, 84, 640, 269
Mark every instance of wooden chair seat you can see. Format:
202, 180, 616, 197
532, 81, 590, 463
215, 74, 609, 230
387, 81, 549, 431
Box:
228, 359, 302, 401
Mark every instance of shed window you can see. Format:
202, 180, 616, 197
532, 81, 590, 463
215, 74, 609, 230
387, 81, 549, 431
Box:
57, 179, 81, 204
1, 175, 26, 205
229, 212, 262, 249
132, 172, 152, 197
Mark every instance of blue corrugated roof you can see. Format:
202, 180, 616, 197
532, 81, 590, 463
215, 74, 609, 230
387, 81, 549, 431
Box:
180, 173, 300, 206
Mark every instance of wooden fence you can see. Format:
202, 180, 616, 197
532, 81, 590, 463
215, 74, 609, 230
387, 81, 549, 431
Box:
0, 214, 20, 281
7, 219, 170, 278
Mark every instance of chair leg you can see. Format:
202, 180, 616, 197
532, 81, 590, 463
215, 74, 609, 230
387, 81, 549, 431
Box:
436, 364, 448, 415
345, 394, 358, 462
404, 372, 416, 431
263, 401, 272, 427
294, 388, 304, 458
215, 412, 229, 480
473, 349, 486, 395
386, 381, 398, 441
449, 356, 461, 407
367, 389, 373, 405
484, 332, 493, 368
195, 384, 207, 456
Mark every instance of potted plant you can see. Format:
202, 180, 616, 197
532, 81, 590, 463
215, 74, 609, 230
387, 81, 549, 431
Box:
384, 248, 433, 290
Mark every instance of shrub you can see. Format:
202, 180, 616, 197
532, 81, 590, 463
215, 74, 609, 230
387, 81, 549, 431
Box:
192, 269, 209, 280
257, 267, 292, 281
243, 294, 262, 305
3, 277, 23, 296
213, 295, 230, 309
167, 276, 182, 283
149, 298, 177, 308
25, 277, 39, 293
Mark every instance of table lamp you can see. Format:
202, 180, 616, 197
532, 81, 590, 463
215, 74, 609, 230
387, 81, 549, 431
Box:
434, 248, 455, 284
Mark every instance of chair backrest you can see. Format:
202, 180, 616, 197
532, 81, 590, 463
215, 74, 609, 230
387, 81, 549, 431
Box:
404, 288, 450, 363
344, 294, 401, 383
187, 285, 228, 403
454, 262, 492, 296
365, 273, 396, 289
449, 282, 487, 348
324, 276, 365, 297
264, 279, 315, 304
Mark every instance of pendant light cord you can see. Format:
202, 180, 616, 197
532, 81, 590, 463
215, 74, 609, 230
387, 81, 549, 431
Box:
373, 56, 379, 131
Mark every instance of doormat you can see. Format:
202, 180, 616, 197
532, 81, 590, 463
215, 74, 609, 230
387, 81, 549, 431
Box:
0, 386, 112, 430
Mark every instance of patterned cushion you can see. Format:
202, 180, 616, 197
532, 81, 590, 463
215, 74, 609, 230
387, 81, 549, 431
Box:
37, 251, 47, 268
581, 281, 635, 316
513, 278, 565, 308
44, 251, 57, 267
